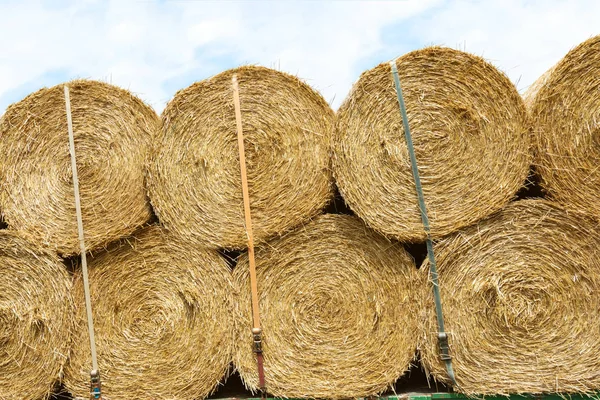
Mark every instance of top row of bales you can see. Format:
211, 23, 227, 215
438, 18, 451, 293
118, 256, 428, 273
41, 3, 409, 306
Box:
0, 36, 599, 253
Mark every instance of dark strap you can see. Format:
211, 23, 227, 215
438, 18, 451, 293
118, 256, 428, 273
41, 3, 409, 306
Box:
257, 352, 266, 392
389, 61, 457, 386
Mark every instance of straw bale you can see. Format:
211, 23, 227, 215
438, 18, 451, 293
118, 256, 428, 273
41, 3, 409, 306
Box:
233, 214, 418, 399
0, 231, 75, 400
522, 66, 555, 109
0, 80, 158, 255
148, 66, 334, 249
528, 36, 600, 219
64, 226, 234, 400
419, 199, 600, 394
334, 47, 530, 242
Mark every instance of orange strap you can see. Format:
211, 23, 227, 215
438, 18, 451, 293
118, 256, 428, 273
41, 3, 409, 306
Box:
232, 74, 266, 392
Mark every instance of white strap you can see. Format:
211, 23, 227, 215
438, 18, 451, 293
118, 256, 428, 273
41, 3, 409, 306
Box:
64, 85, 99, 372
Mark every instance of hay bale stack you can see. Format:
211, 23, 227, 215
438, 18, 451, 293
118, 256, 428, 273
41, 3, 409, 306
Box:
148, 66, 334, 249
528, 36, 600, 219
419, 200, 600, 394
233, 214, 418, 399
0, 80, 158, 255
0, 231, 74, 400
334, 47, 530, 242
64, 226, 233, 400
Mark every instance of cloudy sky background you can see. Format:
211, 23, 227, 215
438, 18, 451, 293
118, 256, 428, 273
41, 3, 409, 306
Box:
0, 0, 598, 114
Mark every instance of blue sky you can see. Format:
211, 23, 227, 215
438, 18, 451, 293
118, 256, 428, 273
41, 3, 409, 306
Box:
0, 0, 598, 114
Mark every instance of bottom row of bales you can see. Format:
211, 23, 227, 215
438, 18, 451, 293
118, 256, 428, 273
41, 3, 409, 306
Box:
64, 227, 233, 399
2, 200, 600, 399
421, 201, 600, 394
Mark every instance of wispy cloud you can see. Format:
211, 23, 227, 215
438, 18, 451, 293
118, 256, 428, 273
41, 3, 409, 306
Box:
0, 0, 597, 115
406, 0, 600, 92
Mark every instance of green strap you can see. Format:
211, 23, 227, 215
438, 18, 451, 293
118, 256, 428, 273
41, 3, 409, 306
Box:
389, 61, 457, 386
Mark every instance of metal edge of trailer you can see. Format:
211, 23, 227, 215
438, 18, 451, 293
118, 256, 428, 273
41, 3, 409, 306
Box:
219, 393, 600, 400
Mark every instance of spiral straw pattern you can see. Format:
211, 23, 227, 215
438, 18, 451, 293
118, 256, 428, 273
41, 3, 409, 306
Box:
0, 231, 75, 400
64, 226, 234, 400
419, 200, 600, 394
0, 79, 157, 255
527, 36, 600, 220
334, 47, 530, 242
233, 214, 418, 399
148, 66, 334, 249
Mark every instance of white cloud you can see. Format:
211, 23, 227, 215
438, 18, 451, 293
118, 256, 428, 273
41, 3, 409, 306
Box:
0, 0, 441, 112
0, 0, 598, 115
411, 0, 600, 92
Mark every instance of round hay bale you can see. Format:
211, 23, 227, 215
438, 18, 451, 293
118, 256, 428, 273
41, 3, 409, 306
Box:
528, 36, 600, 219
0, 231, 75, 400
63, 226, 234, 400
334, 47, 530, 242
522, 66, 555, 109
0, 79, 158, 255
419, 199, 600, 394
148, 66, 334, 249
233, 214, 418, 399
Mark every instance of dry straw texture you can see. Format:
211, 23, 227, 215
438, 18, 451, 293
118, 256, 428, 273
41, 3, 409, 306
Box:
419, 199, 600, 394
233, 214, 418, 399
148, 66, 334, 249
0, 79, 158, 255
334, 47, 530, 242
522, 66, 555, 109
528, 36, 600, 220
64, 226, 234, 400
0, 231, 75, 400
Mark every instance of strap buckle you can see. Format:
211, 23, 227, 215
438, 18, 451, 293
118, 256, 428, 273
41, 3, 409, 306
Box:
252, 328, 267, 395
252, 327, 263, 354
90, 369, 102, 400
438, 332, 452, 361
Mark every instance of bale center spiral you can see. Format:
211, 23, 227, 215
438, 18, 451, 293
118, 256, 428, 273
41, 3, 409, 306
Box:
64, 226, 234, 400
334, 47, 530, 242
419, 200, 600, 394
0, 79, 157, 255
148, 66, 334, 249
233, 214, 419, 399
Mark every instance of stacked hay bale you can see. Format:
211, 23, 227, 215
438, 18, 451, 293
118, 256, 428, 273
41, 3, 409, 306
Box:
64, 226, 234, 400
334, 47, 531, 241
148, 65, 334, 249
419, 200, 600, 394
0, 231, 75, 400
0, 79, 158, 255
233, 214, 419, 399
8, 41, 600, 399
527, 36, 600, 218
